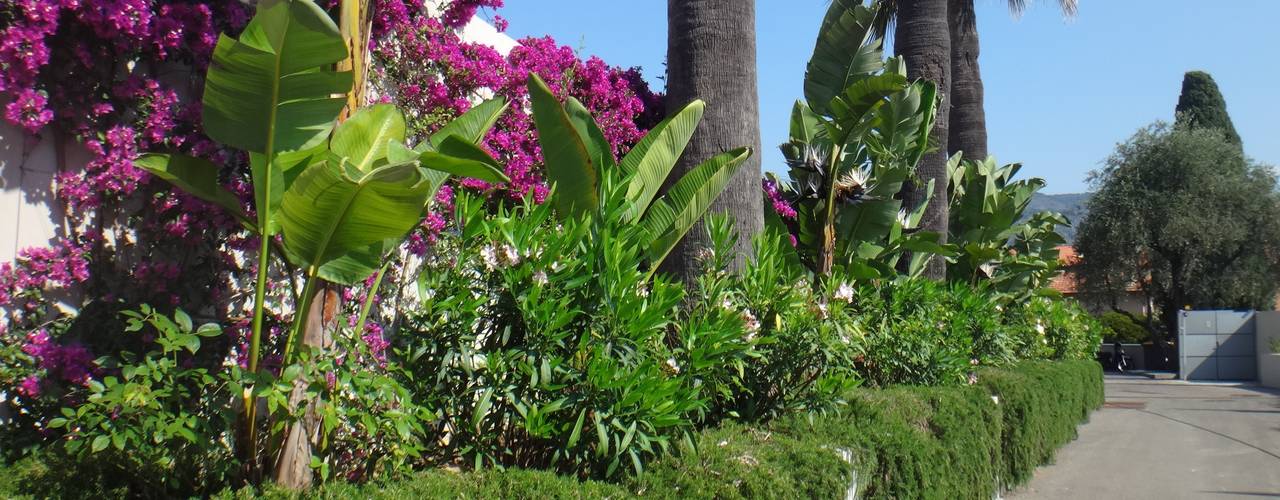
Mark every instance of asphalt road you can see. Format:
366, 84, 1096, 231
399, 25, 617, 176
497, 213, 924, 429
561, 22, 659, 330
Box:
1006, 375, 1280, 500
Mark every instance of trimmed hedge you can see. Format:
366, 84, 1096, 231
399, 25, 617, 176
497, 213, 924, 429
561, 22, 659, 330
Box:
0, 361, 1102, 499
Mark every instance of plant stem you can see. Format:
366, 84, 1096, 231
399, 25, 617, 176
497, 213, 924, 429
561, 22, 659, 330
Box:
242, 230, 271, 474
353, 262, 391, 343
283, 273, 321, 366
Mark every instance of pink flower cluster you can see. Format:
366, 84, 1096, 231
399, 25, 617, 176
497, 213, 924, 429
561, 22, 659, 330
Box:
373, 0, 662, 201
440, 0, 504, 29
0, 0, 661, 405
763, 178, 798, 219
0, 239, 92, 309
18, 330, 97, 398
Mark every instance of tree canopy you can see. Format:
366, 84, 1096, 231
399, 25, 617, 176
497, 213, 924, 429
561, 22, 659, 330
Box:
1174, 71, 1242, 145
1075, 123, 1280, 337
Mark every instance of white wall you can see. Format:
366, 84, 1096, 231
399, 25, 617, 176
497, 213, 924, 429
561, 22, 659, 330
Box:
0, 118, 73, 265
1256, 312, 1280, 389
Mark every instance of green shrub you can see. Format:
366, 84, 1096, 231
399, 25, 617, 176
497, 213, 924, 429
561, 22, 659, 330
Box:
976, 360, 1102, 487
1099, 311, 1150, 343
637, 360, 1100, 499
2, 361, 1103, 500
1004, 298, 1104, 361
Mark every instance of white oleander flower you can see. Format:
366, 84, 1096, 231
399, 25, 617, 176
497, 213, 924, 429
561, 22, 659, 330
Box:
532, 270, 548, 286
833, 282, 855, 303
741, 310, 760, 340
480, 244, 499, 271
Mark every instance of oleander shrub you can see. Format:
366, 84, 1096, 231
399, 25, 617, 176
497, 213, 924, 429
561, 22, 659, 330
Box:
1004, 298, 1105, 361
850, 279, 989, 386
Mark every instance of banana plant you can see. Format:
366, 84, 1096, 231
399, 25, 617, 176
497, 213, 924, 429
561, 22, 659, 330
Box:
525, 73, 752, 277
132, 0, 508, 472
772, 0, 944, 280
947, 154, 1068, 298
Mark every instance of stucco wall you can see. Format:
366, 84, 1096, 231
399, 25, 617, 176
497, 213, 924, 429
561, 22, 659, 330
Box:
1256, 312, 1280, 389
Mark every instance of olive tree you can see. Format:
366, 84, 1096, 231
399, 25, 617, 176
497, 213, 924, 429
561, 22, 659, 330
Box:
1076, 123, 1280, 339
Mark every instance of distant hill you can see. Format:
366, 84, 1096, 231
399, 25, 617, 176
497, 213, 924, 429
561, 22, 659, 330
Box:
1022, 192, 1091, 243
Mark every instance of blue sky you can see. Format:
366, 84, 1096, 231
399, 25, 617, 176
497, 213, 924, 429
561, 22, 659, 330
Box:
493, 1, 1280, 194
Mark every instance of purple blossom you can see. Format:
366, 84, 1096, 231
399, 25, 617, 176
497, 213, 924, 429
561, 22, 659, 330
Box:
763, 178, 798, 219
4, 88, 53, 132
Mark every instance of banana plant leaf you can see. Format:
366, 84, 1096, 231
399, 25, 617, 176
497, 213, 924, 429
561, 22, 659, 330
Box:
527, 73, 600, 218
201, 0, 352, 233
640, 147, 752, 274
278, 157, 434, 284
134, 153, 252, 229
619, 100, 705, 223
804, 0, 883, 116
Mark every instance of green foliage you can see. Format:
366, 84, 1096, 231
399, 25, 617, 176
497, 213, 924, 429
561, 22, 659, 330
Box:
1003, 298, 1105, 361
1076, 123, 1280, 335
129, 0, 509, 479
1098, 311, 1149, 344
43, 306, 238, 496
850, 279, 985, 386
1174, 71, 1241, 146
977, 361, 1103, 487
774, 0, 943, 278
525, 73, 751, 273
400, 183, 711, 478
2, 361, 1103, 499
682, 219, 863, 422
843, 279, 1101, 387
947, 155, 1068, 298
636, 360, 1101, 500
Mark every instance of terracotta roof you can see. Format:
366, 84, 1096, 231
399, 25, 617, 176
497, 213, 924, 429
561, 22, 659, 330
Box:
1049, 245, 1143, 295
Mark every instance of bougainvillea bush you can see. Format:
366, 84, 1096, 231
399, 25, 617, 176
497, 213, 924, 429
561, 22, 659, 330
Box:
0, 0, 663, 488
0, 0, 1105, 495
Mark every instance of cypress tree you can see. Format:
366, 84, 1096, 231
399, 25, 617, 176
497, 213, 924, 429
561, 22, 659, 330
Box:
1174, 71, 1241, 145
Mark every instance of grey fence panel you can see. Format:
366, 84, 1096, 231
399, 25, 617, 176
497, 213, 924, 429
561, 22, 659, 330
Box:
1179, 310, 1257, 381
1216, 311, 1255, 334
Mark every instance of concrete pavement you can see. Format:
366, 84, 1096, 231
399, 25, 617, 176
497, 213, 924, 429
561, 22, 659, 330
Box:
1006, 375, 1280, 500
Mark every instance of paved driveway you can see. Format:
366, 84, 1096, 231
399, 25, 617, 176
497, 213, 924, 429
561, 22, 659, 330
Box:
1007, 375, 1280, 500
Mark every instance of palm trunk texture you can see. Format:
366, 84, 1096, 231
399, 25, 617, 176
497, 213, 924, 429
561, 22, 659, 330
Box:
947, 0, 987, 161
894, 0, 952, 279
662, 0, 763, 282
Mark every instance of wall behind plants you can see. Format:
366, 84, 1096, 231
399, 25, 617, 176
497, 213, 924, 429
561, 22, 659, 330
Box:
0, 0, 662, 404
0, 1, 522, 270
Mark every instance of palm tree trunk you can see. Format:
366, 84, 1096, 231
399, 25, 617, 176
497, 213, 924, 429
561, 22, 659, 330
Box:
947, 0, 987, 161
894, 0, 951, 279
661, 0, 763, 281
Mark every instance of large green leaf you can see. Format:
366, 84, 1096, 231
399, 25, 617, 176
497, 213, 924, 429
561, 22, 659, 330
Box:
618, 100, 705, 223
804, 0, 883, 116
527, 73, 599, 218
201, 0, 351, 234
330, 104, 406, 172
565, 97, 616, 172
279, 158, 433, 284
641, 147, 753, 270
202, 0, 351, 154
829, 73, 908, 144
427, 97, 509, 148
788, 100, 826, 143
134, 153, 251, 229
418, 135, 509, 183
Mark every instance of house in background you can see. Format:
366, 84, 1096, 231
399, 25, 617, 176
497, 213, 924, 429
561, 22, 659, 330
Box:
1050, 245, 1150, 316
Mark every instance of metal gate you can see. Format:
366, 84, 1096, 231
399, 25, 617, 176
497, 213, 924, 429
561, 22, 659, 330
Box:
1178, 310, 1257, 381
